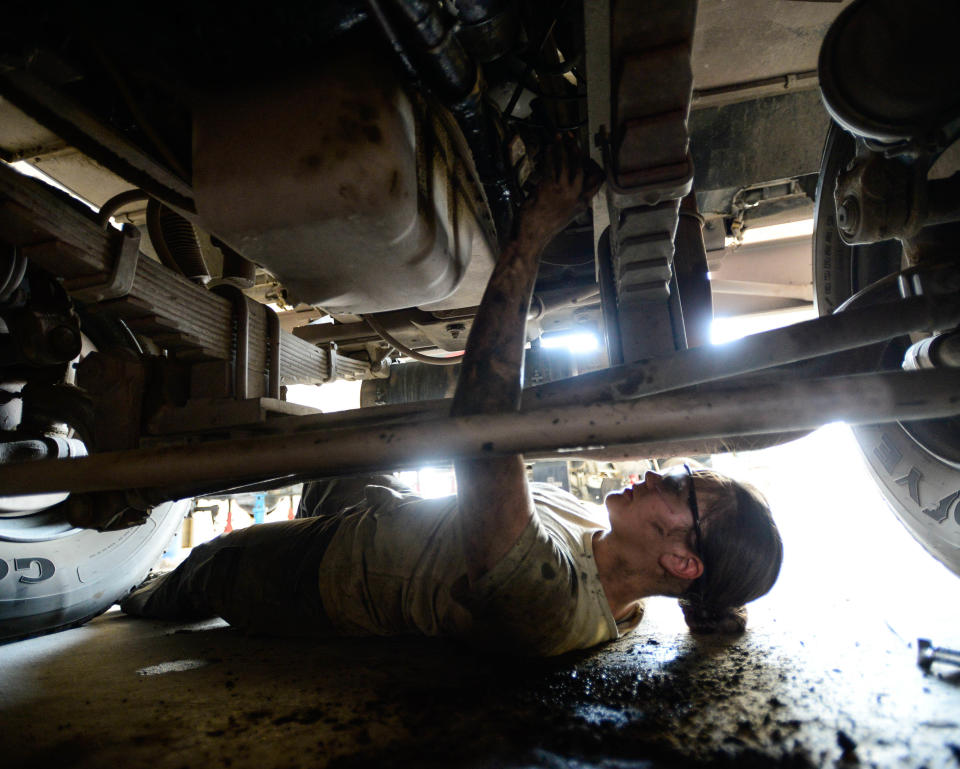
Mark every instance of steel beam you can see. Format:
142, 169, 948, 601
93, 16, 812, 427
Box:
0, 69, 195, 210
524, 293, 960, 408
584, 0, 613, 284
3, 370, 960, 495
231, 292, 960, 440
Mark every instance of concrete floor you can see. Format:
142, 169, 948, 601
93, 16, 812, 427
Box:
2, 426, 960, 768
1, 597, 958, 769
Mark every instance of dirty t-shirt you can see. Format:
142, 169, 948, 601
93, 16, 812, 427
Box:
316, 481, 642, 655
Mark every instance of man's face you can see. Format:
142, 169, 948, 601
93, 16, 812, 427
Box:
603, 470, 696, 550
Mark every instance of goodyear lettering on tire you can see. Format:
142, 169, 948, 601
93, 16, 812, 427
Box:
0, 558, 56, 583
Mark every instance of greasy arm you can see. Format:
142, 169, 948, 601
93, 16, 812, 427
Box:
452, 139, 602, 584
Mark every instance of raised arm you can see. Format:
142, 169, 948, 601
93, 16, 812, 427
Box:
452, 138, 602, 584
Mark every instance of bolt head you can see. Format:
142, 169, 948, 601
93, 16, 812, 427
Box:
837, 196, 860, 236
48, 325, 81, 359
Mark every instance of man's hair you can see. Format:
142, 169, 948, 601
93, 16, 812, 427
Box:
678, 469, 783, 634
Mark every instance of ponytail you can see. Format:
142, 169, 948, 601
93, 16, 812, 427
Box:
679, 599, 747, 635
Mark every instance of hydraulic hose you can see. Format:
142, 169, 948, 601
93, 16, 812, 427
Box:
368, 0, 514, 241
97, 189, 149, 228
361, 314, 464, 366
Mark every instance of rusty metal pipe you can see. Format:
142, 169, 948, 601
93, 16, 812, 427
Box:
2, 369, 960, 495
251, 292, 960, 438
674, 194, 713, 348
596, 230, 624, 366
523, 431, 814, 464
524, 293, 960, 408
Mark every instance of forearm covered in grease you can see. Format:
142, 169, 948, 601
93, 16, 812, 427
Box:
452, 138, 602, 584
451, 231, 544, 583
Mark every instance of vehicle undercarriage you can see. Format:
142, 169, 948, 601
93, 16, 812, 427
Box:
0, 0, 959, 640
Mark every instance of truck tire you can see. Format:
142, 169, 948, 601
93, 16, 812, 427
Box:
0, 499, 189, 642
814, 123, 960, 577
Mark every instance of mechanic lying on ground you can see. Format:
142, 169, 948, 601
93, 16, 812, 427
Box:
122, 139, 783, 655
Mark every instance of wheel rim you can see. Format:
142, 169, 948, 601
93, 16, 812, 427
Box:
813, 123, 960, 468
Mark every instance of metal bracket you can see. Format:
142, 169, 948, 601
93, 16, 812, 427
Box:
63, 224, 140, 303
325, 342, 339, 383
600, 132, 694, 209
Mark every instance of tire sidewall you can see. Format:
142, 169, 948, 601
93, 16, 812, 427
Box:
813, 123, 960, 577
852, 424, 960, 572
0, 499, 189, 642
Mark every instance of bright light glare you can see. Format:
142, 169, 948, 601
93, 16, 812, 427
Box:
415, 467, 457, 498
395, 467, 457, 499
11, 161, 97, 211
725, 218, 814, 247
285, 380, 362, 413
711, 306, 817, 345
541, 332, 599, 354
708, 422, 960, 647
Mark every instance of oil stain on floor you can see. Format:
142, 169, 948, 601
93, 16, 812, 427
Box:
1, 597, 958, 769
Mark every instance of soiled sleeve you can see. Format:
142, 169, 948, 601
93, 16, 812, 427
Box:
454, 514, 610, 656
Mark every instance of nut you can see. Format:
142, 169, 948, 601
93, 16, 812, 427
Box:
837, 196, 860, 237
